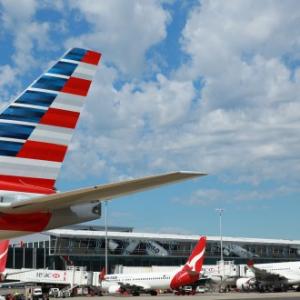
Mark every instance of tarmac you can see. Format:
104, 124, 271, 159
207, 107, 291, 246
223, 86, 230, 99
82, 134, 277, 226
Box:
80, 292, 300, 300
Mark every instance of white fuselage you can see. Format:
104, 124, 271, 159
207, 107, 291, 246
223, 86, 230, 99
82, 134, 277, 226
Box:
101, 270, 178, 292
248, 261, 300, 285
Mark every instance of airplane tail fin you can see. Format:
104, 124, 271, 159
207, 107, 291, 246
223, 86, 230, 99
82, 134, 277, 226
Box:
0, 48, 101, 194
247, 260, 254, 268
0, 240, 9, 274
182, 236, 206, 273
99, 267, 106, 281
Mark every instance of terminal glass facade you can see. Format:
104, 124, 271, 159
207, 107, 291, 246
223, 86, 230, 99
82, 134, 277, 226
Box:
7, 226, 300, 272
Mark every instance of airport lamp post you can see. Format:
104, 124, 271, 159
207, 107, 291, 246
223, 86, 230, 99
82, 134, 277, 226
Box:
216, 208, 224, 262
216, 208, 225, 289
104, 200, 108, 274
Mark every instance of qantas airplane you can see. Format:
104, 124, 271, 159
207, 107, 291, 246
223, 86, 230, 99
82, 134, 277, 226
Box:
0, 47, 205, 275
236, 260, 300, 292
0, 240, 8, 280
100, 236, 206, 296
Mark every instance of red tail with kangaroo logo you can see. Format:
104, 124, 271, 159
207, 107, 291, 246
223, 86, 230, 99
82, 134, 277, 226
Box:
182, 236, 206, 272
0, 240, 9, 280
170, 236, 206, 290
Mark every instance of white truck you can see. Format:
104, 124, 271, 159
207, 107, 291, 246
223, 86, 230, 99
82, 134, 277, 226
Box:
29, 287, 43, 300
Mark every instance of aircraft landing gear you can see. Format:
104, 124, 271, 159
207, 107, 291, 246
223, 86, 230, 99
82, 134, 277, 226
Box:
150, 290, 158, 296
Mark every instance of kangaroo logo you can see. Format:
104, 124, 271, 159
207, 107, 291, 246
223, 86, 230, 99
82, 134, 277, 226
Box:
185, 248, 205, 271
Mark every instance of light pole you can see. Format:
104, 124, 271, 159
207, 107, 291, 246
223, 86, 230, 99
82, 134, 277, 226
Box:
216, 208, 224, 262
104, 200, 108, 274
216, 208, 224, 290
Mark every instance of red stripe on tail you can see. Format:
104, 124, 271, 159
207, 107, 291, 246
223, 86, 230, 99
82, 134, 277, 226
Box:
61, 77, 92, 96
17, 140, 68, 162
81, 51, 101, 65
0, 175, 55, 194
39, 108, 80, 129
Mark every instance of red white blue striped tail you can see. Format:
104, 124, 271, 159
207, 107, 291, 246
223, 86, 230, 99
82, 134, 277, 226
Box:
0, 48, 101, 194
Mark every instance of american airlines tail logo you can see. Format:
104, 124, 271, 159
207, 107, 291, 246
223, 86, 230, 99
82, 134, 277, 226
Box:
185, 248, 205, 271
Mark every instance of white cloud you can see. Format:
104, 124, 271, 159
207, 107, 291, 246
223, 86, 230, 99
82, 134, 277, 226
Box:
0, 0, 51, 72
1, 0, 297, 190
0, 64, 17, 104
62, 64, 197, 181
180, 0, 300, 78
65, 0, 171, 75
168, 0, 300, 183
0, 65, 15, 88
174, 185, 300, 207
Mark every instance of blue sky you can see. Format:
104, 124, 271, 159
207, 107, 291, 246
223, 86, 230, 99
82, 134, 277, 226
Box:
0, 0, 300, 239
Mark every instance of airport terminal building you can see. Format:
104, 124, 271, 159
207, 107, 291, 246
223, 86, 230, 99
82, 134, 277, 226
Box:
7, 225, 300, 272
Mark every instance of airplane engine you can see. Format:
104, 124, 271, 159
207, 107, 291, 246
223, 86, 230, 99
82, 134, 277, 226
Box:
236, 277, 256, 291
209, 275, 222, 284
108, 284, 121, 294
46, 202, 101, 230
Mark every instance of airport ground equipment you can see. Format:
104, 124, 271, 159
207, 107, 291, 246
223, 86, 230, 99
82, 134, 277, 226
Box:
0, 285, 44, 300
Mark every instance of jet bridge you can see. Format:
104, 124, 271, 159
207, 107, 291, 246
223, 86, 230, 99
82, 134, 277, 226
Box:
5, 266, 92, 288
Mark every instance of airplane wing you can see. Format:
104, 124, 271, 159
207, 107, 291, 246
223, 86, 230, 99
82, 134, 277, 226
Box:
0, 171, 205, 214
247, 261, 287, 282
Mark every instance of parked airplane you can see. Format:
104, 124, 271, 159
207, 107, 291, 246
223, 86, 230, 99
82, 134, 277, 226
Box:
100, 236, 206, 296
0, 240, 9, 280
0, 48, 205, 241
236, 260, 300, 292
